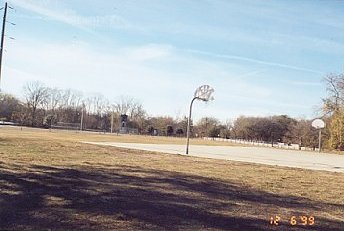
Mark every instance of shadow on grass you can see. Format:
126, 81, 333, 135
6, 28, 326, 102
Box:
0, 163, 343, 230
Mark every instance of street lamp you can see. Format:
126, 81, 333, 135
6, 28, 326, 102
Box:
186, 85, 214, 154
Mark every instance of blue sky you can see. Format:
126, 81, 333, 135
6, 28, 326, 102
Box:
1, 0, 344, 121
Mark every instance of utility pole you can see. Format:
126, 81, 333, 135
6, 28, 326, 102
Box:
0, 2, 7, 91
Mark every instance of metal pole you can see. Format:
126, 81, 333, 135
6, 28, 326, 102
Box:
318, 129, 322, 152
0, 2, 7, 91
111, 111, 114, 133
186, 97, 197, 154
80, 106, 84, 131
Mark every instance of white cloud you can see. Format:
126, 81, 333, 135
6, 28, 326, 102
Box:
10, 0, 344, 61
122, 44, 173, 61
186, 49, 324, 74
290, 81, 322, 87
9, 0, 132, 31
2, 38, 278, 120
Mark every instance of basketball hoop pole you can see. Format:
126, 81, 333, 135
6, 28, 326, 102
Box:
312, 118, 325, 153
318, 129, 322, 153
185, 85, 215, 155
186, 97, 198, 155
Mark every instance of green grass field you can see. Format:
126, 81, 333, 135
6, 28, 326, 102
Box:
0, 126, 343, 230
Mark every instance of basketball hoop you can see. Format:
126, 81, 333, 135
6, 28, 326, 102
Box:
312, 118, 325, 152
194, 85, 215, 101
311, 119, 325, 129
186, 85, 215, 154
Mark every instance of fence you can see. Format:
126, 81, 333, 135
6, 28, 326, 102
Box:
203, 137, 318, 152
51, 122, 80, 130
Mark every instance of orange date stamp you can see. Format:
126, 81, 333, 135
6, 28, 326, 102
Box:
269, 215, 315, 226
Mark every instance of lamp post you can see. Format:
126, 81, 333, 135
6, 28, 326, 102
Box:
186, 85, 214, 154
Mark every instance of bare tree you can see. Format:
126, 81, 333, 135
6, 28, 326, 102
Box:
94, 94, 108, 130
114, 96, 146, 118
94, 94, 108, 116
322, 74, 344, 114
43, 87, 62, 112
23, 81, 49, 126
113, 96, 147, 132
322, 73, 344, 149
114, 96, 134, 115
61, 89, 83, 109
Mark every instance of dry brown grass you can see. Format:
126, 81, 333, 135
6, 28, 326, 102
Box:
0, 126, 343, 230
0, 126, 246, 146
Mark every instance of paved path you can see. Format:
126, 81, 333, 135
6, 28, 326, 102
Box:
85, 142, 344, 173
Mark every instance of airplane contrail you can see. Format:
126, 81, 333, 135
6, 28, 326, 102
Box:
186, 49, 324, 75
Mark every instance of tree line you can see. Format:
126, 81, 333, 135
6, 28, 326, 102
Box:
0, 74, 343, 151
0, 81, 189, 135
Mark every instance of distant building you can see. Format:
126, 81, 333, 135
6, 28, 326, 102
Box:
119, 114, 128, 134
